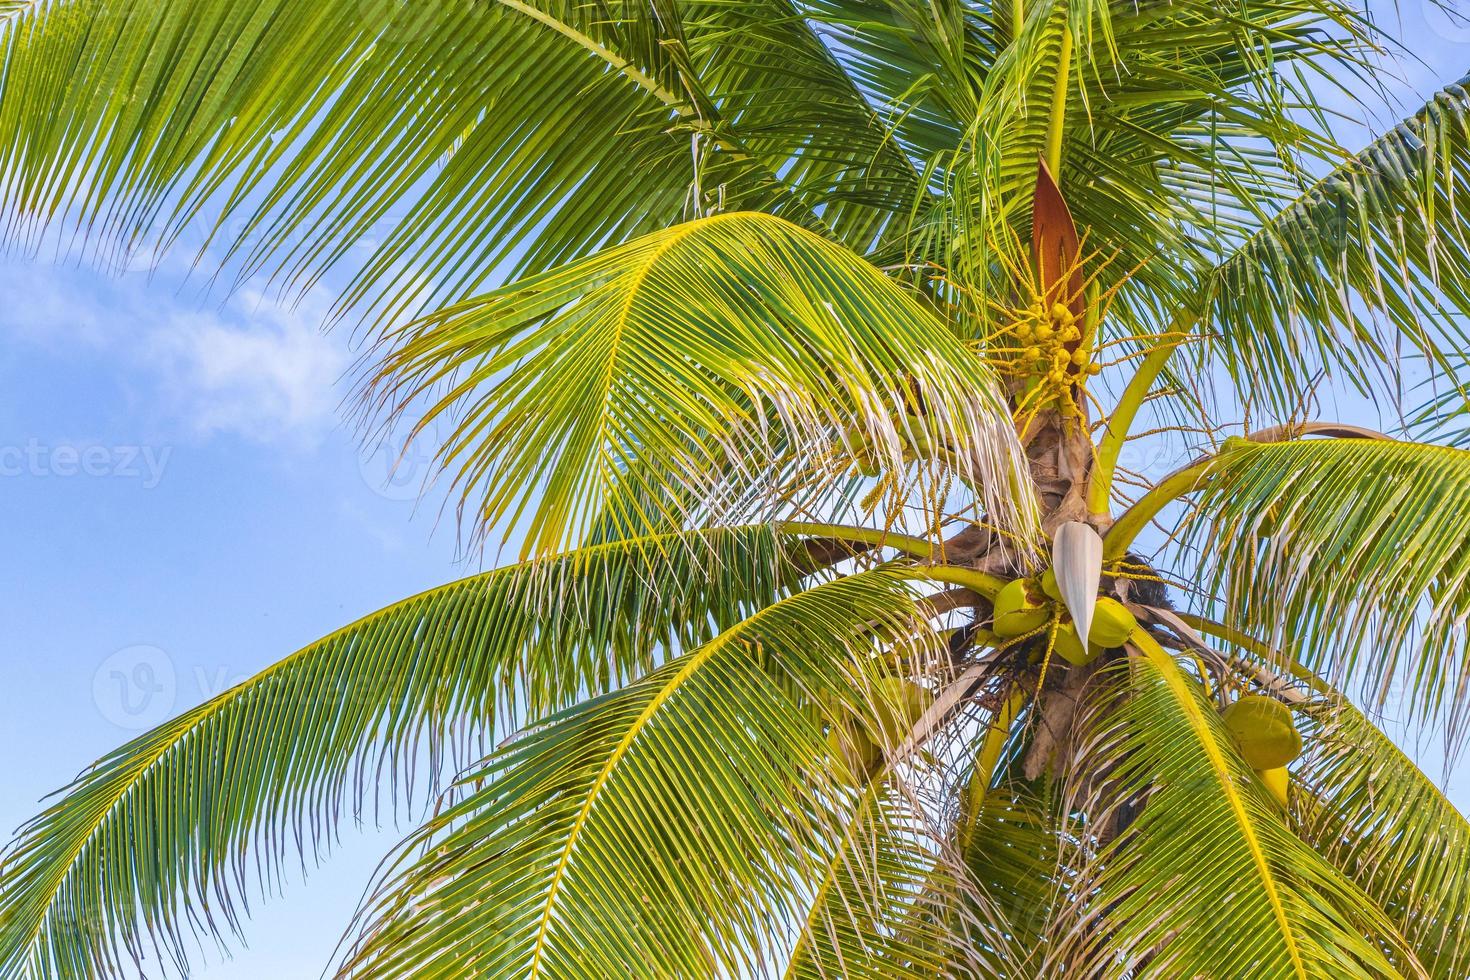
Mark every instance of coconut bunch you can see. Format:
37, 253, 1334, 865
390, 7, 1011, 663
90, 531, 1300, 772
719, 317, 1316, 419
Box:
988, 569, 1137, 667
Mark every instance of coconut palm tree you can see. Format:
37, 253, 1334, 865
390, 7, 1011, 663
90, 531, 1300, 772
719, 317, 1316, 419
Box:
4, 0, 1470, 975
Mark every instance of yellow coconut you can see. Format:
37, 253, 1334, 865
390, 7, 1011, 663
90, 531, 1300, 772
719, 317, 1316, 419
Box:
1051, 623, 1101, 666
1090, 597, 1138, 648
1258, 766, 1290, 808
1221, 695, 1302, 770
992, 578, 1049, 638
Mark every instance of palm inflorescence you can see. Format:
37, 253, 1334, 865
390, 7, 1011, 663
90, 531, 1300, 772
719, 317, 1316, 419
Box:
3, 0, 1470, 977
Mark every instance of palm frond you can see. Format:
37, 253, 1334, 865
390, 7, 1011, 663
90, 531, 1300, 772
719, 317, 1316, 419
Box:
1175, 619, 1470, 978
917, 0, 1377, 333
782, 777, 981, 980
1182, 437, 1470, 733
1046, 636, 1418, 978
0, 0, 918, 325
362, 211, 1034, 555
1205, 74, 1470, 413
335, 569, 946, 979
0, 525, 802, 979
1294, 689, 1470, 979
954, 781, 1064, 975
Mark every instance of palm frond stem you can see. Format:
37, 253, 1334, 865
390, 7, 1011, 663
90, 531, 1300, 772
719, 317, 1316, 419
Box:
958, 686, 1028, 856
905, 565, 1007, 600
1088, 331, 1190, 519
778, 521, 935, 560
1103, 424, 1394, 558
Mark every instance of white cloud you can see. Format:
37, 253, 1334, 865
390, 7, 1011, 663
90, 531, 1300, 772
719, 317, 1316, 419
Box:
0, 257, 352, 447
148, 287, 349, 445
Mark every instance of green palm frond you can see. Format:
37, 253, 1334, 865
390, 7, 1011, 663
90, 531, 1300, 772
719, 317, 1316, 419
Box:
362, 210, 1034, 555
0, 525, 802, 979
1205, 75, 1470, 413
783, 777, 985, 980
0, 0, 918, 325
1173, 618, 1470, 979
925, 0, 1376, 330
795, 0, 978, 166
1412, 362, 1470, 447
1182, 437, 1470, 731
953, 781, 1063, 975
1295, 691, 1470, 979
335, 569, 944, 979
1048, 634, 1417, 978
7, 1, 1470, 976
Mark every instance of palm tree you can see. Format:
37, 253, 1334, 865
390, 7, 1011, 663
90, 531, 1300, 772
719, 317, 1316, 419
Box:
3, 0, 1470, 975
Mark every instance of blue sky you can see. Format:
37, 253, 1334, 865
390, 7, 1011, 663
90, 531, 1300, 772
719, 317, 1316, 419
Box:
3, 4, 1470, 977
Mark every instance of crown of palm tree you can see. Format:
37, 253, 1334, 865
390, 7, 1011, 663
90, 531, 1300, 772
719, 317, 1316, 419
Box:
2, 0, 1470, 977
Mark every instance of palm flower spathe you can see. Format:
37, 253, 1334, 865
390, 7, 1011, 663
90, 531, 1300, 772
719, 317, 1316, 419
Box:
2, 0, 1470, 977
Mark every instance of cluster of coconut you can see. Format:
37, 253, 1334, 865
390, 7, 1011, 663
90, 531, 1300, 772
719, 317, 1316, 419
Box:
1004, 301, 1101, 389
988, 570, 1137, 665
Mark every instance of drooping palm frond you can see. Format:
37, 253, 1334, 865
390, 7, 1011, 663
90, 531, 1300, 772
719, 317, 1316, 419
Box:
362, 211, 1034, 555
1294, 690, 1470, 979
334, 569, 946, 979
1181, 437, 1470, 732
0, 0, 920, 326
1173, 616, 1470, 979
952, 781, 1064, 975
1047, 636, 1419, 978
0, 525, 804, 980
1205, 75, 1470, 414
782, 776, 987, 980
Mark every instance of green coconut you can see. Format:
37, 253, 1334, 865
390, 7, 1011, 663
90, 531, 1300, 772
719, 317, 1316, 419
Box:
877, 677, 932, 743
1221, 695, 1302, 770
827, 721, 877, 772
993, 578, 1049, 637
1040, 567, 1063, 601
830, 678, 932, 771
1051, 623, 1100, 666
1090, 597, 1137, 648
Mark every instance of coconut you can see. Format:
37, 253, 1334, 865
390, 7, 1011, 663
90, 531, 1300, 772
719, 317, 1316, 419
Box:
830, 678, 932, 771
873, 677, 932, 741
1221, 695, 1302, 770
827, 721, 877, 772
993, 578, 1049, 637
1051, 622, 1100, 666
1039, 567, 1063, 601
1089, 597, 1137, 648
1258, 766, 1290, 808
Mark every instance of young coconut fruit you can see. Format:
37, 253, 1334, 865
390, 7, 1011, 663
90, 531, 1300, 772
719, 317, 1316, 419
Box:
1089, 597, 1137, 648
1258, 766, 1291, 809
992, 578, 1049, 638
1221, 694, 1302, 770
1040, 567, 1063, 601
872, 676, 933, 742
1038, 554, 1136, 652
1051, 622, 1100, 666
829, 678, 933, 771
